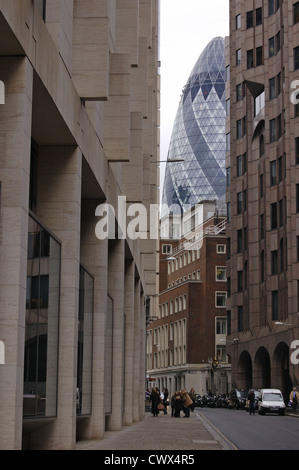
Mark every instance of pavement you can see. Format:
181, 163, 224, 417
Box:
75, 408, 236, 451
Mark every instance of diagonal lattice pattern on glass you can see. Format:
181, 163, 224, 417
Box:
162, 37, 226, 216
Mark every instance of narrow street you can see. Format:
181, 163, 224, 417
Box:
196, 408, 299, 450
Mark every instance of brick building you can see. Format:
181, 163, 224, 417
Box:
147, 202, 230, 396
226, 0, 299, 397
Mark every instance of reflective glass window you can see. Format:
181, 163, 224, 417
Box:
236, 83, 243, 102
269, 77, 276, 100
270, 118, 276, 142
269, 0, 275, 16
77, 266, 94, 416
236, 49, 241, 65
256, 7, 263, 25
270, 160, 277, 186
269, 37, 275, 57
295, 46, 299, 70
256, 46, 263, 66
246, 11, 253, 28
296, 137, 299, 164
247, 49, 254, 69
236, 119, 242, 139
24, 216, 61, 418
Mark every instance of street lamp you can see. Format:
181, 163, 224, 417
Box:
150, 158, 185, 163
274, 321, 293, 326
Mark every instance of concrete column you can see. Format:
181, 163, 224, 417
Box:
78, 199, 108, 440
31, 145, 82, 449
133, 278, 141, 422
106, 238, 125, 431
0, 57, 33, 450
139, 290, 146, 419
123, 258, 135, 425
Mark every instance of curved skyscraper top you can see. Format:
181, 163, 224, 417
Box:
161, 37, 226, 216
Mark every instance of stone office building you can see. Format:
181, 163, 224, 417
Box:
226, 0, 299, 397
0, 0, 160, 450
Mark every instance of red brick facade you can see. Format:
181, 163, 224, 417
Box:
147, 209, 230, 396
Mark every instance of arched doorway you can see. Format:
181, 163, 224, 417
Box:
238, 350, 252, 389
273, 342, 292, 401
254, 347, 271, 389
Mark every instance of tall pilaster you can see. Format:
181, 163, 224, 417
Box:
123, 258, 135, 425
30, 145, 82, 449
0, 57, 33, 450
133, 278, 141, 422
139, 289, 146, 419
106, 238, 125, 431
79, 199, 108, 440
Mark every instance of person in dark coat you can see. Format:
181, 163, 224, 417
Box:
189, 388, 196, 412
162, 388, 169, 414
181, 389, 193, 417
171, 391, 184, 417
248, 390, 256, 415
150, 387, 160, 417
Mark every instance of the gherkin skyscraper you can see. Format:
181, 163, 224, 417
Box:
161, 37, 226, 216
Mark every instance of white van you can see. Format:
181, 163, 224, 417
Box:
258, 389, 286, 415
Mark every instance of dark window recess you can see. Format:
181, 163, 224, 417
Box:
256, 46, 263, 66
271, 202, 277, 229
296, 137, 299, 164
272, 290, 278, 320
247, 11, 253, 28
247, 49, 254, 69
29, 139, 38, 213
256, 7, 263, 25
294, 46, 299, 71
26, 275, 49, 310
238, 306, 243, 332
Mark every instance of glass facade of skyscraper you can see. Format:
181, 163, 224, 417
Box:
161, 37, 226, 216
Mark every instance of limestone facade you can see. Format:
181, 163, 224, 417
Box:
0, 0, 160, 449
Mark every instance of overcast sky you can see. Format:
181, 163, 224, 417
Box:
159, 0, 230, 198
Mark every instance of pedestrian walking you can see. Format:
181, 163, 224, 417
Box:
162, 388, 169, 414
171, 391, 184, 417
189, 387, 196, 412
181, 389, 193, 417
247, 390, 256, 415
150, 387, 160, 417
289, 387, 299, 413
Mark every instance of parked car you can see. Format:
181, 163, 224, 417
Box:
257, 388, 286, 415
227, 389, 247, 409
245, 389, 260, 412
